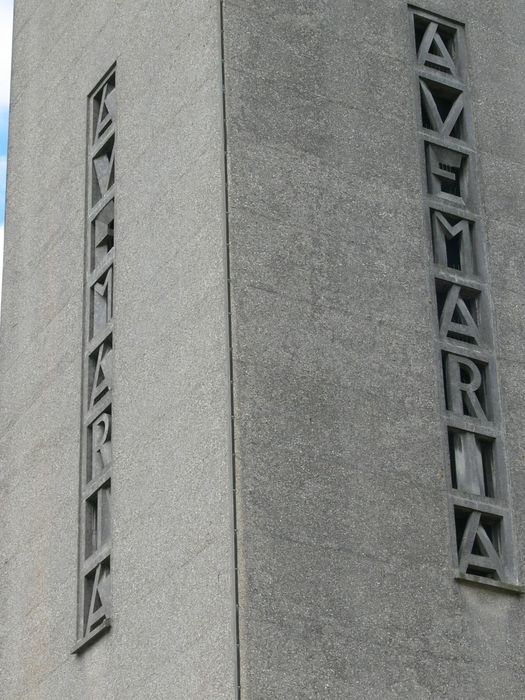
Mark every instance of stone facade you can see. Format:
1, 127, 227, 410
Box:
0, 2, 236, 697
2, 1, 525, 698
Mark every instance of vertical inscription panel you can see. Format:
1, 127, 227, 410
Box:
409, 8, 521, 592
74, 68, 116, 652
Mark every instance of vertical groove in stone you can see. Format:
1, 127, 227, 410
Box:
219, 1, 242, 696
74, 66, 116, 653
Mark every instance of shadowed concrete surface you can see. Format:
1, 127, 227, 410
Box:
223, 1, 525, 698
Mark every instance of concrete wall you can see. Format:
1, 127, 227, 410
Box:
3, 1, 525, 698
0, 1, 236, 698
223, 0, 525, 697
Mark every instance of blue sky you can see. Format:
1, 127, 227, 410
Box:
0, 0, 14, 297
0, 109, 8, 227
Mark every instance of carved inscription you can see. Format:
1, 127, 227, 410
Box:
420, 80, 464, 138
427, 144, 467, 203
410, 10, 518, 589
75, 68, 116, 651
431, 212, 473, 273
458, 511, 505, 580
417, 20, 457, 75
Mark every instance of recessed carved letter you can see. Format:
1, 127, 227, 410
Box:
94, 83, 117, 143
91, 412, 112, 475
85, 563, 110, 635
93, 267, 113, 331
445, 354, 487, 421
427, 145, 466, 201
417, 21, 457, 75
420, 81, 464, 137
432, 212, 473, 274
458, 511, 504, 580
89, 342, 113, 410
93, 144, 115, 197
439, 284, 479, 344
450, 431, 486, 496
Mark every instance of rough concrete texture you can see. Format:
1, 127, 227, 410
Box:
0, 1, 236, 698
223, 0, 525, 698
3, 0, 525, 699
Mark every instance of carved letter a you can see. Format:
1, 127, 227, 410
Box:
85, 564, 110, 635
458, 511, 505, 581
440, 285, 480, 344
418, 21, 457, 75
90, 343, 113, 410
